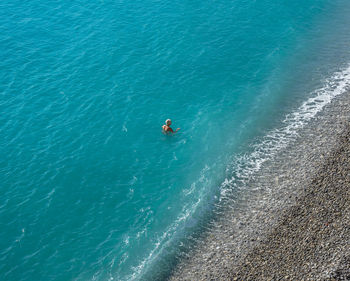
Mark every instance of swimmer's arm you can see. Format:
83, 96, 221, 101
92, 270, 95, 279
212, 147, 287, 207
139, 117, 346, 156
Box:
170, 128, 181, 133
162, 126, 180, 133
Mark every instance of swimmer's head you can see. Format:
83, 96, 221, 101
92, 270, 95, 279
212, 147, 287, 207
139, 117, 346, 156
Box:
165, 119, 171, 125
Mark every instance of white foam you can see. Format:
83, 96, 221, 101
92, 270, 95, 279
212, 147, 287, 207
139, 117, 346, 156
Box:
124, 169, 207, 281
120, 65, 350, 281
125, 196, 202, 281
221, 64, 350, 197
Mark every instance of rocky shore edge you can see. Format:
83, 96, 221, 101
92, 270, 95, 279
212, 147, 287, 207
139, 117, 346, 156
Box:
229, 127, 350, 280
168, 93, 350, 280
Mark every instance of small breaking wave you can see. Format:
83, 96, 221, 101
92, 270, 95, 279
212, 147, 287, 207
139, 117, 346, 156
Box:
119, 65, 350, 281
221, 64, 350, 197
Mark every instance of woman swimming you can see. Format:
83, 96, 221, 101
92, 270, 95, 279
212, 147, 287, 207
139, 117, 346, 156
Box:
162, 119, 180, 134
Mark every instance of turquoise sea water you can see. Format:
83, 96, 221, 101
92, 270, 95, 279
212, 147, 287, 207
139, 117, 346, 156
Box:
2, 0, 350, 280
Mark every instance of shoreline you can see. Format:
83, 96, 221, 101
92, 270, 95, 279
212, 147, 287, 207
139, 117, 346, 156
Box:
229, 128, 350, 280
168, 92, 350, 280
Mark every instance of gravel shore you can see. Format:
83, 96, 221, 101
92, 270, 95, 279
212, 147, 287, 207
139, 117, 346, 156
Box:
169, 93, 350, 281
229, 130, 350, 280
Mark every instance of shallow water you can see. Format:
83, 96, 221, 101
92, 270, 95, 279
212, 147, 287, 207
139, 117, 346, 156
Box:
1, 0, 350, 280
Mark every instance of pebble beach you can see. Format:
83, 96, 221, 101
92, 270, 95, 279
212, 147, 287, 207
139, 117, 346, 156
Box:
169, 92, 350, 280
3, 1, 350, 279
